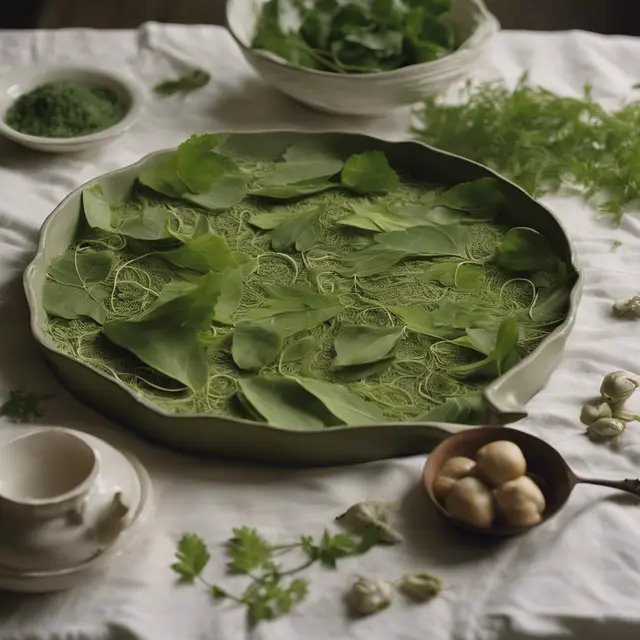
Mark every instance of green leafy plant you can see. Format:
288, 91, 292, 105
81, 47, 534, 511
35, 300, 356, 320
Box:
170, 510, 388, 626
251, 0, 457, 74
415, 75, 640, 225
0, 387, 53, 423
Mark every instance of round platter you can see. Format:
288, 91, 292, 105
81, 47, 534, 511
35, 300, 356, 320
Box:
23, 132, 582, 466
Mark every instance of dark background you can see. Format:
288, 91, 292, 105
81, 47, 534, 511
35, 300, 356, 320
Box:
1, 0, 639, 33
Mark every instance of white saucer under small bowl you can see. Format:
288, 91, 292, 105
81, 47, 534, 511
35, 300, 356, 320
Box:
0, 426, 154, 593
0, 65, 144, 153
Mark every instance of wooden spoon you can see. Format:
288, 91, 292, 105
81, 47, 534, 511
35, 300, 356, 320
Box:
423, 426, 640, 536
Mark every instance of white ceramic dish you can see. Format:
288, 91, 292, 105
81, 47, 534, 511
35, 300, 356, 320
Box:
0, 65, 144, 153
226, 0, 500, 116
0, 427, 154, 593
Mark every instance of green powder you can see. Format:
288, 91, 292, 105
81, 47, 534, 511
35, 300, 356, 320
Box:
5, 81, 127, 138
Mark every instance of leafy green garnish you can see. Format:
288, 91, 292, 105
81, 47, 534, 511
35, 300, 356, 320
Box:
280, 336, 317, 363
415, 75, 640, 225
43, 249, 114, 324
172, 506, 387, 626
252, 0, 457, 74
418, 262, 484, 290
232, 324, 283, 372
432, 178, 504, 221
0, 387, 52, 423
171, 533, 211, 582
103, 272, 224, 390
154, 70, 210, 96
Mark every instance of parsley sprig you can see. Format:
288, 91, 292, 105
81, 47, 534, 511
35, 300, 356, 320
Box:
171, 523, 383, 626
0, 386, 52, 423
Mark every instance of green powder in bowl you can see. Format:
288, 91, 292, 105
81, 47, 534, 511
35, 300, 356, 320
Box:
4, 81, 128, 138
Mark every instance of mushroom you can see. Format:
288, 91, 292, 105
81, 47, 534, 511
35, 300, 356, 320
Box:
433, 456, 476, 502
475, 441, 526, 487
445, 476, 495, 528
494, 475, 545, 527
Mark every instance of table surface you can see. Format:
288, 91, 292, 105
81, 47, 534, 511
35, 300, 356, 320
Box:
1, 23, 640, 640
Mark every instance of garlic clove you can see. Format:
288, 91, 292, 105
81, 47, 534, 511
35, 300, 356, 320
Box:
445, 476, 495, 528
600, 371, 640, 402
580, 402, 611, 427
475, 441, 527, 486
433, 456, 476, 502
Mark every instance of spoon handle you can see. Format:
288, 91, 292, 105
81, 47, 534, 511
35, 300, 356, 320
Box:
575, 476, 640, 497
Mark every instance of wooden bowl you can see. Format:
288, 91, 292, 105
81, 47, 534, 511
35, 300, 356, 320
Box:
423, 427, 573, 536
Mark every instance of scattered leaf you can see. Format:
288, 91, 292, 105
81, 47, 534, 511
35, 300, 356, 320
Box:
232, 324, 283, 371
0, 387, 52, 423
271, 207, 323, 252
494, 227, 559, 272
341, 151, 400, 194
171, 533, 211, 582
418, 262, 484, 290
331, 325, 403, 368
155, 69, 211, 96
280, 336, 317, 363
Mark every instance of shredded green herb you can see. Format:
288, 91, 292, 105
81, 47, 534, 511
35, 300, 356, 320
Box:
154, 70, 211, 96
42, 134, 572, 428
414, 74, 640, 225
5, 81, 127, 138
252, 0, 457, 73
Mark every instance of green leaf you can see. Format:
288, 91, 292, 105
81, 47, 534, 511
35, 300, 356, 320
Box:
418, 262, 484, 291
494, 227, 559, 273
387, 305, 462, 340
375, 223, 468, 257
433, 178, 504, 220
331, 357, 396, 382
261, 159, 343, 185
182, 175, 248, 211
160, 230, 240, 273
177, 134, 235, 194
449, 317, 520, 379
251, 182, 335, 200
232, 324, 283, 371
295, 377, 384, 425
271, 208, 323, 252
103, 272, 223, 390
154, 69, 210, 96
226, 526, 272, 574
415, 392, 485, 424
282, 139, 343, 163
82, 185, 114, 232
336, 201, 414, 232
302, 529, 358, 569
341, 151, 400, 194
0, 386, 52, 424
430, 301, 494, 330
525, 282, 573, 323
139, 153, 186, 198
171, 533, 211, 583
339, 246, 413, 277
331, 325, 403, 368
280, 336, 317, 363
118, 205, 177, 240
237, 374, 337, 429
249, 208, 305, 230
43, 249, 114, 324
211, 585, 228, 600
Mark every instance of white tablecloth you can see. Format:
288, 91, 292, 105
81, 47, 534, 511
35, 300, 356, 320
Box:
2, 23, 640, 640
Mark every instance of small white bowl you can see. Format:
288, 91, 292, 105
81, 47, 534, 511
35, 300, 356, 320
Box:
226, 0, 500, 116
0, 65, 144, 153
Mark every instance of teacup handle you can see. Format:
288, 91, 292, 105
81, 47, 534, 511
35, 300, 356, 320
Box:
575, 476, 640, 498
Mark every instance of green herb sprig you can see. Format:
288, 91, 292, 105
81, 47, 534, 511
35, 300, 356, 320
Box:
172, 523, 384, 626
415, 74, 640, 226
154, 70, 211, 96
0, 386, 52, 423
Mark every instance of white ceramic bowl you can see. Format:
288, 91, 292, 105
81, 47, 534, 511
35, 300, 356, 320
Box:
226, 0, 500, 116
0, 65, 144, 153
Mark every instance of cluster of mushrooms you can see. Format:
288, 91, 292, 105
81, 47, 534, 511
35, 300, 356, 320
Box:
434, 441, 546, 529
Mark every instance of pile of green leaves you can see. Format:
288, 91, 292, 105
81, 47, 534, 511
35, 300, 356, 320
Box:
252, 0, 457, 74
43, 134, 572, 428
415, 74, 640, 225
